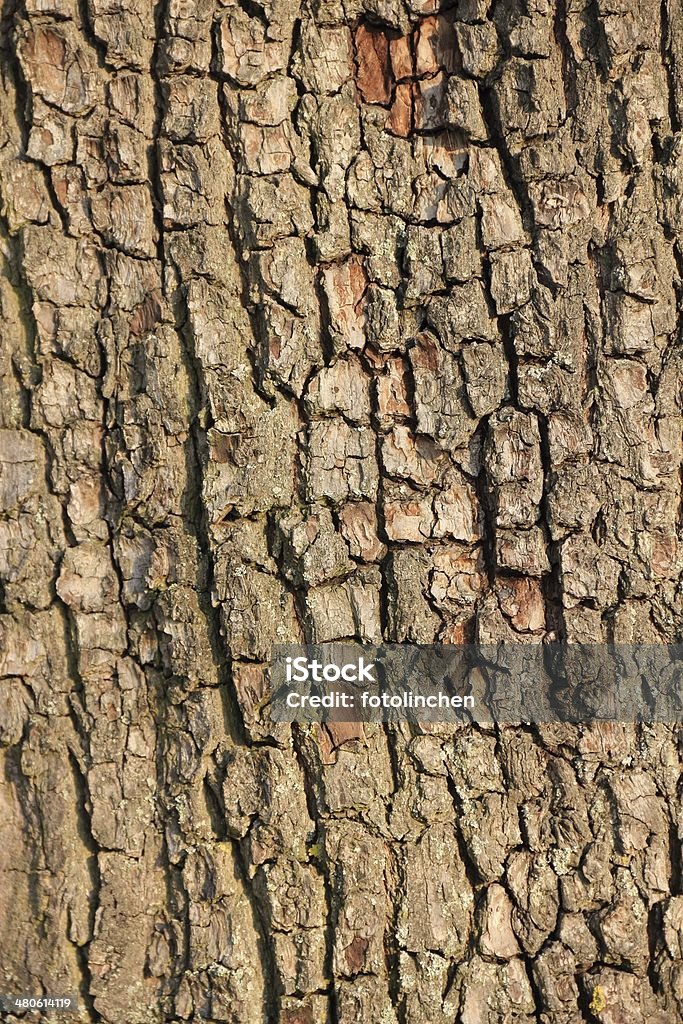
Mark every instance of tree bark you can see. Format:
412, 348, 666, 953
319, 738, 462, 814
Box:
0, 0, 682, 1022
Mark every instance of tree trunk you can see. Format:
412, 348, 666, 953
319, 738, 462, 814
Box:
0, 0, 682, 1021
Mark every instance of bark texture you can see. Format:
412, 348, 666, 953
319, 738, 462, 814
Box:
0, 0, 682, 1022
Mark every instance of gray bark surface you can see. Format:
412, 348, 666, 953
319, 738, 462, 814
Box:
0, 0, 682, 1022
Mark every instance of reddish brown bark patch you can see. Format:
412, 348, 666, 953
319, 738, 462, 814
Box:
129, 291, 162, 339
497, 577, 546, 633
388, 82, 413, 137
22, 26, 67, 69
410, 331, 440, 372
316, 720, 366, 764
344, 933, 370, 973
389, 34, 413, 80
354, 24, 392, 105
415, 14, 459, 75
